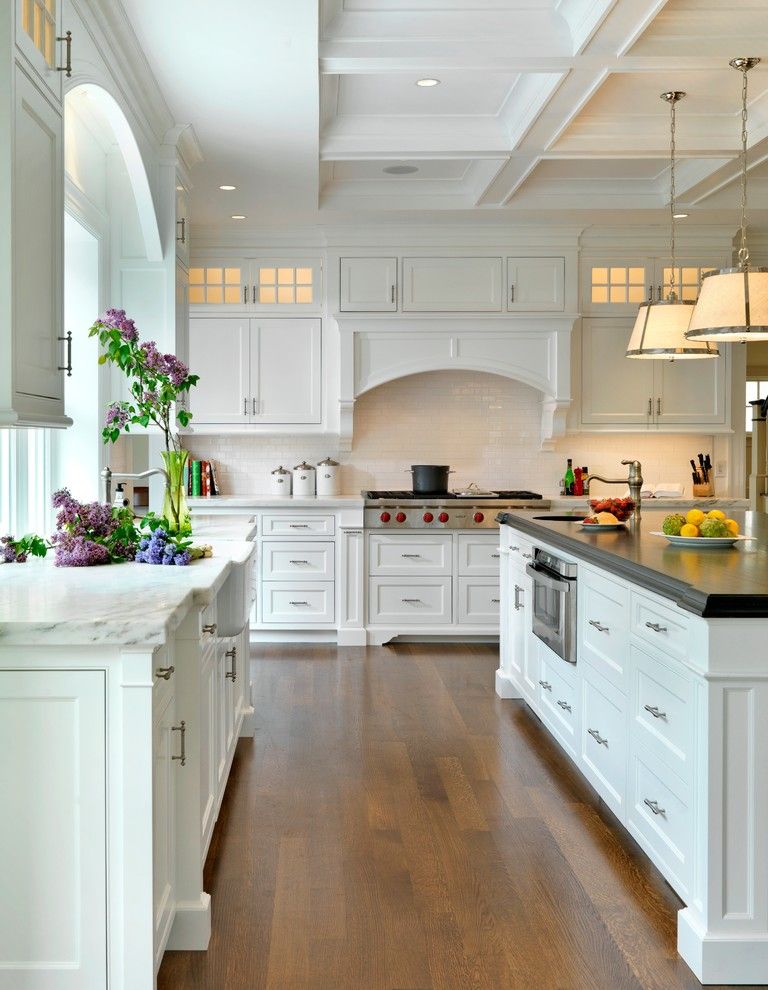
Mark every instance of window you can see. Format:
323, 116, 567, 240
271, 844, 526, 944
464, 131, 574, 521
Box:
189, 266, 244, 305
746, 379, 768, 432
662, 266, 716, 302
590, 266, 646, 305
21, 0, 56, 67
0, 429, 53, 538
257, 266, 313, 305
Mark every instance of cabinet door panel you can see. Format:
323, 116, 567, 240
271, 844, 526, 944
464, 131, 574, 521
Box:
402, 257, 503, 312
188, 318, 249, 423
15, 0, 63, 102
175, 181, 189, 266
251, 319, 321, 424
14, 68, 64, 402
654, 352, 727, 426
152, 675, 176, 963
507, 257, 564, 311
581, 318, 653, 426
340, 257, 397, 311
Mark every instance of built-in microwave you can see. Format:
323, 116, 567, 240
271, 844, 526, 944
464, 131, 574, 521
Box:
526, 548, 578, 664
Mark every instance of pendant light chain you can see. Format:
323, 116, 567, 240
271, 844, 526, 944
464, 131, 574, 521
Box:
669, 95, 677, 298
738, 62, 750, 269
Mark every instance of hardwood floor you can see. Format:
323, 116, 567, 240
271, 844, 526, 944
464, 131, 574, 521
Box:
158, 644, 750, 990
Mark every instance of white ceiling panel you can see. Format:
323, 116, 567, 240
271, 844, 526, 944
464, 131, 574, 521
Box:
332, 159, 470, 179
336, 72, 520, 116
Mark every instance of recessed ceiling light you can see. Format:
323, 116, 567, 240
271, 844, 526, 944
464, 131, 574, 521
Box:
219, 184, 236, 191
176, 185, 183, 191
416, 78, 440, 87
231, 214, 246, 220
383, 164, 419, 175
673, 212, 688, 219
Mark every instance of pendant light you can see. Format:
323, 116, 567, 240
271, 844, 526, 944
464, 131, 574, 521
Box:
626, 91, 718, 360
686, 57, 768, 342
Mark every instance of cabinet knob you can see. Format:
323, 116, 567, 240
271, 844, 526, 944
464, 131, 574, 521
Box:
155, 665, 175, 681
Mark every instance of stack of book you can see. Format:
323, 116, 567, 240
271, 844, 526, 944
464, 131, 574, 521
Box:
185, 459, 220, 497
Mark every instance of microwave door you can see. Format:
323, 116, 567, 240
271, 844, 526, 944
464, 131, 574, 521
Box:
526, 564, 571, 662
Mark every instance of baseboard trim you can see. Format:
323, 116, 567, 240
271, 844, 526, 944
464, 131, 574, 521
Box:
167, 892, 211, 951
495, 669, 522, 699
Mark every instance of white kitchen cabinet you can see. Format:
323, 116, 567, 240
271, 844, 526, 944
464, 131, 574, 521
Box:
189, 258, 321, 313
216, 640, 236, 792
402, 256, 503, 312
654, 350, 728, 426
340, 256, 397, 311
188, 260, 249, 309
580, 666, 628, 821
15, 0, 64, 103
457, 577, 500, 624
199, 643, 218, 858
369, 577, 453, 625
0, 669, 107, 989
507, 257, 564, 311
262, 582, 336, 624
188, 317, 321, 426
152, 667, 177, 967
582, 257, 725, 316
175, 178, 190, 266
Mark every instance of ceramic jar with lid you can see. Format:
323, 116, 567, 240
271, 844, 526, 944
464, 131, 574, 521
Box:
270, 465, 292, 496
292, 461, 316, 496
316, 456, 340, 496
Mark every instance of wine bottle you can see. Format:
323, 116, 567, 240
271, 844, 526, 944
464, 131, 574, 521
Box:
564, 458, 575, 496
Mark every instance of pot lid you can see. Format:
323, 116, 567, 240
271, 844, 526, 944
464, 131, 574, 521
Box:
317, 456, 339, 466
294, 461, 315, 471
271, 465, 290, 475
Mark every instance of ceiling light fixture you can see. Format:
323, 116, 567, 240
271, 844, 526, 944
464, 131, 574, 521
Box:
416, 78, 440, 87
673, 212, 688, 219
686, 57, 768, 343
627, 92, 718, 360
230, 214, 246, 220
383, 164, 419, 175
219, 185, 236, 191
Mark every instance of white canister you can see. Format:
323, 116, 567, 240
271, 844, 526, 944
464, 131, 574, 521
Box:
316, 456, 340, 497
292, 461, 316, 496
269, 465, 292, 497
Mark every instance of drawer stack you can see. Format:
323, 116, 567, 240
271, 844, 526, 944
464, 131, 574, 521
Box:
260, 513, 336, 624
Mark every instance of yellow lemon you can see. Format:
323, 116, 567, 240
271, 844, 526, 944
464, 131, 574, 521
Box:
724, 518, 740, 536
685, 508, 705, 527
706, 509, 726, 521
680, 523, 700, 538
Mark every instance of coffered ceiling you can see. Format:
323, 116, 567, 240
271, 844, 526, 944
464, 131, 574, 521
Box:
122, 0, 768, 228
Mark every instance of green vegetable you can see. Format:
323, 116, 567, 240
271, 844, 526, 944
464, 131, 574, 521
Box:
699, 518, 729, 538
662, 513, 686, 536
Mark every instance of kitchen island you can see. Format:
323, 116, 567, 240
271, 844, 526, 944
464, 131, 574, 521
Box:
0, 528, 256, 990
497, 508, 768, 986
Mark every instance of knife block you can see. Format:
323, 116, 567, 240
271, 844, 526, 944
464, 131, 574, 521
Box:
692, 482, 714, 497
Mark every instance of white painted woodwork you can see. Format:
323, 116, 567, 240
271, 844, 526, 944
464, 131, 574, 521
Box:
458, 534, 502, 576
368, 577, 452, 625
14, 0, 62, 103
581, 318, 655, 427
630, 643, 692, 782
0, 669, 107, 989
261, 541, 335, 582
189, 259, 322, 314
580, 666, 628, 820
216, 640, 235, 791
580, 565, 630, 693
402, 257, 503, 312
537, 647, 579, 760
338, 527, 366, 646
261, 513, 335, 537
188, 317, 249, 423
340, 256, 397, 311
175, 179, 190, 266
261, 582, 336, 624
631, 592, 691, 663
199, 643, 218, 858
507, 256, 564, 311
457, 577, 500, 624
655, 352, 727, 426
368, 533, 452, 576
152, 670, 177, 968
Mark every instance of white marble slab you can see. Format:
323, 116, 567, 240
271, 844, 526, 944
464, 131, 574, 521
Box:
188, 494, 364, 509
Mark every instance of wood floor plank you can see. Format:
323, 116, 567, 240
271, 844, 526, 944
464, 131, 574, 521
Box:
265, 836, 311, 990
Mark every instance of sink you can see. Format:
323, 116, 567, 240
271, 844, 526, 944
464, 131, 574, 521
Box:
216, 550, 256, 637
532, 514, 585, 522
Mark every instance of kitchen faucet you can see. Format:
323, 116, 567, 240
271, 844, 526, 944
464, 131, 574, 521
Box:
585, 460, 643, 519
101, 466, 169, 506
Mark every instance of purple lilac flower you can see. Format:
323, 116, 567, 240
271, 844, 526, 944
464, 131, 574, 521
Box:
139, 341, 165, 373
53, 535, 110, 567
99, 308, 138, 342
139, 537, 150, 551
164, 355, 189, 387
143, 389, 158, 405
105, 402, 131, 432
1, 541, 17, 563
174, 550, 191, 566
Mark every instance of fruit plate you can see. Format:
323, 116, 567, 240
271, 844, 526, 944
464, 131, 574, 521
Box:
580, 521, 626, 531
651, 531, 752, 548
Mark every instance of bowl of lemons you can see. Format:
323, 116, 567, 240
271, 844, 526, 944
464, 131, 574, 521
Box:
652, 508, 749, 548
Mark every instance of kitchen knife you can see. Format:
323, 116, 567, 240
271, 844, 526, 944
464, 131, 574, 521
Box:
704, 455, 712, 480
690, 459, 701, 483
698, 453, 706, 481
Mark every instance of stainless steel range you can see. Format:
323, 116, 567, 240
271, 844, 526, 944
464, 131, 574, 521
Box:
363, 489, 549, 529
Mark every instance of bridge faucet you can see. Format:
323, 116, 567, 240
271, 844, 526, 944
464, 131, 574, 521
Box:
101, 466, 169, 506
585, 460, 643, 519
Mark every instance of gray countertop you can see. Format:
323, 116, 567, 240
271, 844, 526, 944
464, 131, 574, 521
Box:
499, 508, 768, 618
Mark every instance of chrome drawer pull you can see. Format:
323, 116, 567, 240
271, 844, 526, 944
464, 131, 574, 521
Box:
643, 704, 667, 720
225, 646, 237, 682
588, 728, 608, 746
644, 798, 666, 816
513, 585, 523, 610
401, 598, 423, 604
289, 601, 310, 606
401, 553, 421, 558
491, 553, 500, 558
289, 524, 310, 528
171, 721, 187, 766
522, 552, 533, 559
539, 680, 552, 691
556, 700, 572, 712
491, 598, 500, 604
510, 545, 520, 552
588, 619, 609, 633
202, 622, 217, 634
645, 621, 668, 633
155, 665, 174, 681
289, 559, 309, 564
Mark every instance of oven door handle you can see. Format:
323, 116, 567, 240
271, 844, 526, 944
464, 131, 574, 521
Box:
525, 563, 573, 593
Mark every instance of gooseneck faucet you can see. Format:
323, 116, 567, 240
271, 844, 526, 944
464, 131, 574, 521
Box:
101, 466, 169, 506
585, 459, 643, 519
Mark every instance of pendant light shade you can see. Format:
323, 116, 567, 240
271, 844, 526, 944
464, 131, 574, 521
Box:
686, 57, 768, 343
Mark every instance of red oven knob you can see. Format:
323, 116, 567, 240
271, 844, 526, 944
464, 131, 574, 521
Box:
438, 512, 449, 523
474, 512, 485, 523
380, 511, 391, 522
395, 512, 407, 523
423, 512, 434, 523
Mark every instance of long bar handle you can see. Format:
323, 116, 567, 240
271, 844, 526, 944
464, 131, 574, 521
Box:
225, 646, 237, 682
171, 721, 186, 766
176, 217, 186, 243
58, 331, 73, 376
56, 30, 72, 76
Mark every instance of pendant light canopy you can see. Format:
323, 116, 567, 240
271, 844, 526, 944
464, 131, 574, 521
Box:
627, 91, 718, 359
686, 58, 768, 343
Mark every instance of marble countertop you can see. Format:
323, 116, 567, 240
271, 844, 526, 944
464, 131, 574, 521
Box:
0, 539, 255, 648
192, 516, 258, 541
188, 494, 364, 509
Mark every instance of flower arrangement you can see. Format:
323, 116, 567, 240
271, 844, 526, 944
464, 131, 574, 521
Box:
0, 534, 48, 564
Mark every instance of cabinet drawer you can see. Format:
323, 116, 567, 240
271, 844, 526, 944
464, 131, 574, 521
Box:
502, 532, 534, 572
369, 578, 452, 625
261, 514, 335, 537
581, 670, 627, 820
538, 653, 578, 759
368, 534, 452, 576
261, 583, 335, 624
631, 644, 693, 780
457, 578, 500, 624
580, 567, 630, 692
631, 592, 690, 662
458, 534, 501, 576
627, 750, 692, 898
261, 541, 335, 581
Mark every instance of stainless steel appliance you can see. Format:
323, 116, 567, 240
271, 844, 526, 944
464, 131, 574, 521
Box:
526, 547, 578, 664
363, 490, 547, 530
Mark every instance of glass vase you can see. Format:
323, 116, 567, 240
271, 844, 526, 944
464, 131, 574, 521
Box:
161, 449, 192, 535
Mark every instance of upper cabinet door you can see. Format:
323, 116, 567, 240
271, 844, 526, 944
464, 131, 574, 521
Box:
339, 257, 397, 312
188, 318, 250, 423
253, 261, 321, 312
15, 0, 63, 104
402, 257, 503, 312
507, 257, 565, 311
582, 260, 651, 316
175, 179, 190, 266
188, 261, 249, 311
251, 318, 321, 424
581, 318, 654, 427
654, 352, 728, 427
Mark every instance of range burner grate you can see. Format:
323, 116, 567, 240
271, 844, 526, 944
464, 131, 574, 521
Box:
364, 490, 543, 500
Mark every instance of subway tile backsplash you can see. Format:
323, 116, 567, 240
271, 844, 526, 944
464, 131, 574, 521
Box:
185, 371, 714, 497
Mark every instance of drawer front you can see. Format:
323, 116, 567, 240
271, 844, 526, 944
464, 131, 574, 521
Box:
580, 567, 630, 692
261, 514, 335, 537
581, 670, 627, 820
628, 750, 692, 898
457, 577, 500, 624
631, 592, 690, 662
368, 534, 452, 576
369, 577, 452, 625
631, 644, 692, 780
538, 653, 578, 759
262, 541, 335, 581
458, 534, 502, 576
261, 583, 335, 624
